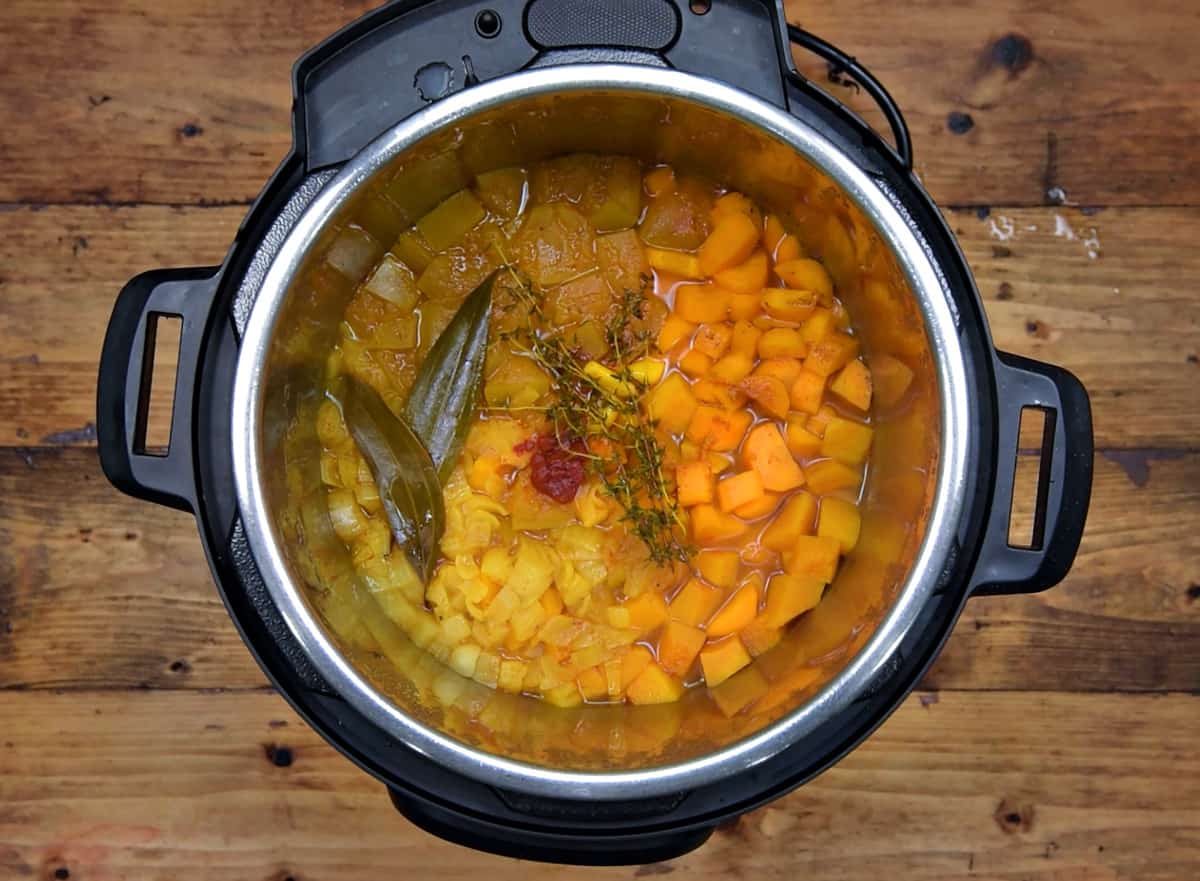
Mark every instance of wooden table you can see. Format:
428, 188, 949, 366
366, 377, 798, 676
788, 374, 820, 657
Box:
2, 1, 1197, 878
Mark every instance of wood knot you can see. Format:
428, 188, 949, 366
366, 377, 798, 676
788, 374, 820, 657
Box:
947, 111, 975, 134
991, 33, 1034, 75
264, 744, 293, 767
993, 798, 1035, 834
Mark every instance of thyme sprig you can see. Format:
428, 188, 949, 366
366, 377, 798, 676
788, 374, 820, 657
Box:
495, 264, 692, 564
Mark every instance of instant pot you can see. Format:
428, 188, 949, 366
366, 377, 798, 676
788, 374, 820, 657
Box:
97, 0, 1093, 864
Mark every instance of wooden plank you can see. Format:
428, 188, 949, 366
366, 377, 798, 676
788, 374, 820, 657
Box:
2, 447, 1196, 692
3, 204, 1197, 449
1, 689, 1196, 880
1, 1, 1198, 207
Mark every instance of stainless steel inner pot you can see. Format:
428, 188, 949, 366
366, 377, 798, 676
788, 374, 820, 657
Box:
230, 64, 970, 799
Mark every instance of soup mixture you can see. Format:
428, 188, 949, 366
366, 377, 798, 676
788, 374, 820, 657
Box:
308, 154, 911, 709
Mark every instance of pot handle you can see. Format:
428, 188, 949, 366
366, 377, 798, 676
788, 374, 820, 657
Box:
97, 267, 222, 513
786, 24, 914, 172
969, 352, 1094, 596
387, 786, 713, 865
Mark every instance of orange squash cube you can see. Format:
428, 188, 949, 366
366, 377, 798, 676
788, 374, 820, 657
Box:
762, 214, 787, 253
658, 620, 707, 676
627, 662, 685, 704
804, 458, 862, 495
789, 369, 826, 414
730, 321, 763, 358
869, 353, 914, 408
621, 644, 655, 689
678, 348, 713, 378
646, 247, 703, 279
691, 504, 747, 543
657, 313, 696, 352
800, 309, 835, 344
757, 327, 810, 359
753, 357, 804, 388
706, 583, 759, 638
742, 424, 806, 492
686, 405, 753, 452
786, 535, 842, 583
734, 490, 781, 519
711, 191, 760, 224
762, 287, 818, 321
821, 417, 875, 466
693, 323, 733, 359
785, 417, 823, 459
676, 460, 714, 507
717, 469, 765, 513
817, 496, 862, 553
577, 666, 609, 701
700, 636, 752, 687
775, 257, 834, 299
709, 352, 755, 384
693, 378, 747, 410
763, 573, 825, 626
774, 234, 802, 263
647, 373, 698, 433
805, 333, 860, 378
675, 284, 731, 323
714, 251, 769, 293
761, 491, 817, 551
806, 403, 838, 438
728, 292, 763, 320
696, 549, 740, 588
708, 664, 769, 717
707, 451, 733, 474
699, 212, 761, 276
669, 578, 726, 627
624, 591, 669, 635
739, 617, 783, 657
738, 375, 791, 419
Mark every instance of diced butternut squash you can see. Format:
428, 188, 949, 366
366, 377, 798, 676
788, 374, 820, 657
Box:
627, 662, 685, 704
696, 549, 740, 588
708, 451, 732, 474
754, 357, 803, 388
757, 328, 810, 359
870, 353, 914, 407
786, 535, 842, 583
678, 349, 713, 377
804, 458, 862, 495
709, 352, 755, 384
806, 404, 838, 438
707, 584, 759, 638
761, 491, 818, 550
646, 247, 703, 278
731, 321, 763, 358
818, 496, 862, 553
762, 288, 818, 321
774, 234, 802, 263
775, 258, 834, 299
691, 504, 747, 543
621, 644, 655, 688
693, 378, 747, 410
646, 373, 698, 433
742, 424, 807, 492
739, 617, 783, 657
785, 417, 823, 459
806, 333, 860, 377
692, 323, 733, 359
624, 591, 669, 635
762, 214, 787, 254
700, 637, 752, 687
643, 165, 675, 197
686, 406, 753, 452
669, 578, 726, 627
416, 189, 486, 251
577, 666, 609, 701
711, 191, 761, 225
676, 461, 715, 507
763, 573, 825, 626
708, 664, 769, 716
716, 470, 765, 513
800, 309, 835, 344
738, 375, 790, 419
540, 588, 564, 618
714, 251, 769, 293
789, 369, 826, 414
733, 490, 780, 519
675, 284, 730, 322
728, 292, 762, 320
657, 314, 696, 352
544, 681, 584, 707
658, 620, 706, 675
821, 417, 875, 466
699, 212, 761, 276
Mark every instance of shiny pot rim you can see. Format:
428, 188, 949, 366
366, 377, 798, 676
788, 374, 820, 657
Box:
230, 63, 971, 800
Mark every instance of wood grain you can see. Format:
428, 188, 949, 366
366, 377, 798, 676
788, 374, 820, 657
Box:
3, 204, 1197, 449
2, 689, 1196, 881
1, 0, 1198, 207
2, 447, 1195, 693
